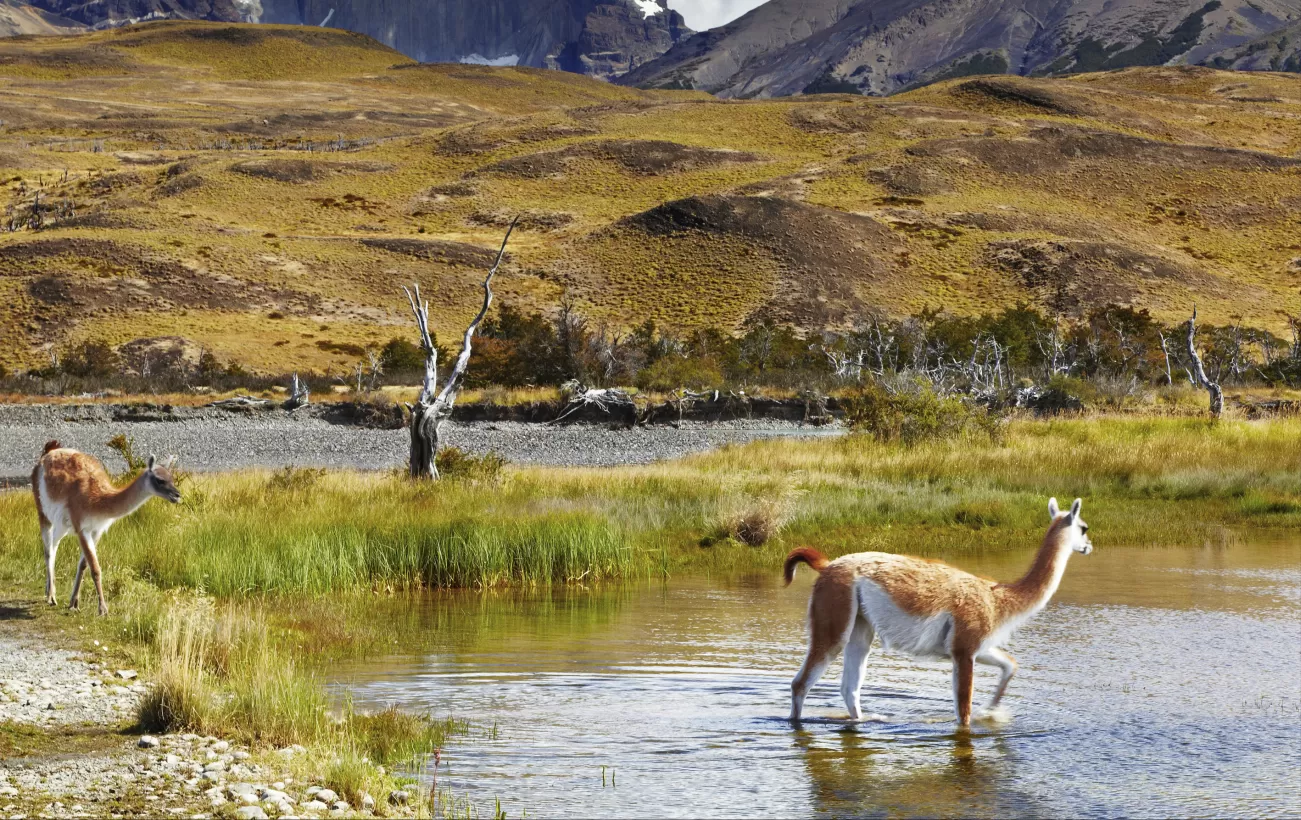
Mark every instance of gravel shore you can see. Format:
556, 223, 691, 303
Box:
0, 621, 416, 819
0, 405, 838, 483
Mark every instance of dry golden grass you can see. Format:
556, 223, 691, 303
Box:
0, 22, 1298, 373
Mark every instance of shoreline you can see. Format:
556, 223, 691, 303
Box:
0, 409, 839, 484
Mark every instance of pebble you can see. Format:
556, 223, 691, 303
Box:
361, 793, 375, 810
301, 799, 329, 811
233, 807, 268, 820
139, 736, 161, 749
389, 789, 410, 806
0, 413, 831, 481
116, 670, 138, 680
315, 788, 338, 803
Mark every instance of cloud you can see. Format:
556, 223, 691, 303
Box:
667, 0, 768, 31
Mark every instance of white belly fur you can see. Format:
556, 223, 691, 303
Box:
856, 578, 954, 659
37, 471, 72, 533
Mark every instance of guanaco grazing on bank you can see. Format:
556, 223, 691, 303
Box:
784, 498, 1092, 727
32, 441, 181, 615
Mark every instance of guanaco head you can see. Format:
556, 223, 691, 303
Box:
1049, 497, 1092, 555
146, 454, 182, 504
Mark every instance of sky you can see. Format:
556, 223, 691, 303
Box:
666, 0, 768, 31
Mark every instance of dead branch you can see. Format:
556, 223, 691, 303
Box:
403, 217, 517, 479
1184, 306, 1223, 417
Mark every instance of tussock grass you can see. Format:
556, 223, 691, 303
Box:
2, 418, 1296, 598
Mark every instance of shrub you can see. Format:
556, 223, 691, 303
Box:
107, 434, 147, 478
844, 379, 1002, 444
61, 339, 120, 378
635, 355, 725, 392
379, 337, 429, 372
727, 506, 782, 547
267, 466, 327, 493
435, 447, 506, 484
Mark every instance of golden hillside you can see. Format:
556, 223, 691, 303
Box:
0, 21, 1298, 373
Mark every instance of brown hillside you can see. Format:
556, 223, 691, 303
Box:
0, 21, 1297, 373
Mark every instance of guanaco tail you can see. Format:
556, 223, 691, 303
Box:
31, 441, 181, 616
784, 498, 1092, 727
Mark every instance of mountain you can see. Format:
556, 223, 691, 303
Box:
620, 0, 1300, 97
12, 0, 691, 80
1, 22, 1298, 374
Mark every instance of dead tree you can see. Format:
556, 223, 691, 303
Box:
1184, 306, 1223, 417
403, 218, 517, 479
284, 373, 309, 410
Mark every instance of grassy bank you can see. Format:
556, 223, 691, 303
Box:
0, 416, 1297, 812
4, 417, 1296, 595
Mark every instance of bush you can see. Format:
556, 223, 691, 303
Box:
435, 447, 506, 483
61, 339, 120, 378
379, 337, 428, 373
844, 379, 1003, 444
635, 355, 725, 392
107, 434, 147, 479
726, 507, 782, 547
266, 466, 327, 493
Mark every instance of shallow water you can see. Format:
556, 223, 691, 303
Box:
334, 541, 1301, 818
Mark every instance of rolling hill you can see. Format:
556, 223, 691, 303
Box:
0, 21, 1298, 374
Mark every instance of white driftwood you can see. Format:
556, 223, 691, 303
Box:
404, 218, 517, 479
1184, 306, 1223, 417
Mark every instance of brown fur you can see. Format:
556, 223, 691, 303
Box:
783, 547, 829, 585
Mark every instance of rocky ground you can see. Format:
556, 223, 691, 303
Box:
0, 404, 836, 484
0, 622, 412, 819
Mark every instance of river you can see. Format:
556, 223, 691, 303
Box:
333, 539, 1301, 818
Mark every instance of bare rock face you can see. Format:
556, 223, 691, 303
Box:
254, 0, 688, 78
621, 0, 1301, 97
9, 0, 689, 82
545, 0, 692, 81
25, 0, 244, 28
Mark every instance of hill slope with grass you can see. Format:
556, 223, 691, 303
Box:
0, 21, 1298, 375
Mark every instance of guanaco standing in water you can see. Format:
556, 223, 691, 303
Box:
31, 441, 181, 615
784, 498, 1092, 727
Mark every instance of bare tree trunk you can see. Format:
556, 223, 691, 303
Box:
404, 218, 517, 479
1158, 333, 1174, 386
1184, 306, 1223, 417
284, 373, 309, 410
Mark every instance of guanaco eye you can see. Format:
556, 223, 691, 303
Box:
1080, 524, 1089, 533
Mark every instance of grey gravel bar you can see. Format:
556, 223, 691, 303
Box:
0, 405, 839, 483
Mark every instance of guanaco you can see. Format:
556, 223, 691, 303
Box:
31, 441, 181, 616
784, 498, 1092, 727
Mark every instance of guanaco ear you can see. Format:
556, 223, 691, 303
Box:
1070, 498, 1083, 519
165, 455, 178, 469
1048, 497, 1060, 519
146, 454, 156, 472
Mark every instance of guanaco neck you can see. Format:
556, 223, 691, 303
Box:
994, 521, 1072, 619
93, 471, 155, 520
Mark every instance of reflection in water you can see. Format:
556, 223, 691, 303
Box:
332, 541, 1301, 819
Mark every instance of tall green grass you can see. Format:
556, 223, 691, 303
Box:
0, 418, 1297, 599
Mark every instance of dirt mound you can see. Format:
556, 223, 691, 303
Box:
476, 140, 760, 179
157, 173, 204, 198
866, 164, 952, 196
615, 195, 899, 324
359, 238, 502, 267
787, 103, 892, 134
229, 159, 396, 183
468, 210, 573, 231
0, 238, 312, 320
987, 238, 1220, 314
910, 126, 1301, 175
950, 78, 1096, 117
